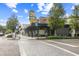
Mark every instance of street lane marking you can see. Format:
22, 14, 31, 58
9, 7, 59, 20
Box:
41, 41, 79, 56
47, 40, 78, 47
18, 41, 27, 56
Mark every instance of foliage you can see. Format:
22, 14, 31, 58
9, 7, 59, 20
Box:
73, 5, 79, 16
49, 3, 65, 18
6, 14, 18, 32
48, 3, 65, 35
0, 25, 4, 31
5, 29, 12, 34
69, 5, 79, 29
0, 25, 6, 32
69, 18, 79, 29
47, 36, 71, 39
48, 17, 65, 29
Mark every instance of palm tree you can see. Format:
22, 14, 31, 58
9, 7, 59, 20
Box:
48, 3, 65, 36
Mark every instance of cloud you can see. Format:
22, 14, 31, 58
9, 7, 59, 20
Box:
37, 3, 45, 11
5, 3, 18, 9
65, 13, 70, 17
63, 13, 70, 18
71, 3, 79, 10
5, 3, 18, 14
19, 16, 30, 24
18, 15, 23, 18
0, 19, 7, 26
37, 3, 53, 15
71, 5, 75, 10
43, 3, 53, 12
41, 11, 48, 15
24, 9, 28, 13
27, 16, 29, 19
74, 3, 79, 5
12, 9, 18, 13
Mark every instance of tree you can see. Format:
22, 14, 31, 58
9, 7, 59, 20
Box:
0, 25, 5, 32
0, 25, 3, 31
48, 3, 65, 35
73, 5, 79, 16
69, 5, 79, 37
6, 14, 18, 32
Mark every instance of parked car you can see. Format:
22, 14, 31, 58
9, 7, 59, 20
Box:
5, 33, 12, 38
0, 32, 4, 36
5, 33, 20, 40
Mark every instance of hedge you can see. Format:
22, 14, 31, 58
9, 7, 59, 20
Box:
47, 36, 71, 39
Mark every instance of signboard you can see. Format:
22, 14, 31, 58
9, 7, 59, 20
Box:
39, 17, 48, 24
15, 24, 19, 29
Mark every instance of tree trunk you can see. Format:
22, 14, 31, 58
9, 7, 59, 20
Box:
54, 30, 57, 36
71, 29, 75, 37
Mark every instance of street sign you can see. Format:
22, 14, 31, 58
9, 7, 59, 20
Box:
15, 24, 19, 30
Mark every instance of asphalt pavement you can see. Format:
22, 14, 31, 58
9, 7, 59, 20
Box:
0, 36, 20, 56
18, 36, 79, 56
0, 35, 79, 56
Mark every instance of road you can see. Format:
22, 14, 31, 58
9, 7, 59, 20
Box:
0, 36, 20, 56
0, 36, 79, 56
18, 36, 79, 56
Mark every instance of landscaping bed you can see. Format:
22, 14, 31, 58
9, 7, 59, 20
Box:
47, 36, 79, 39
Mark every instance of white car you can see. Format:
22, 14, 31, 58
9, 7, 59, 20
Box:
0, 32, 4, 36
5, 33, 20, 40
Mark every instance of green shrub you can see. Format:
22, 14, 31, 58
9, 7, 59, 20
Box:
47, 36, 71, 39
5, 29, 12, 34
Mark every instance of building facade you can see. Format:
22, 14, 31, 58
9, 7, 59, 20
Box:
25, 10, 49, 37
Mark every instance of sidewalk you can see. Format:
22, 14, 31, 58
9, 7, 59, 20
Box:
20, 35, 47, 40
20, 35, 37, 40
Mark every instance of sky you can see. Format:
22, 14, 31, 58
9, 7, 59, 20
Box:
0, 3, 78, 26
